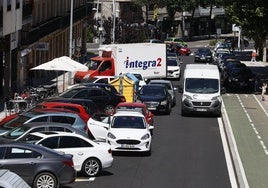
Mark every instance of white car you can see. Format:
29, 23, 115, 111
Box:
34, 131, 114, 177
166, 57, 181, 79
87, 111, 153, 155
67, 76, 116, 89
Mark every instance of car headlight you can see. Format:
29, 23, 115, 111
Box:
160, 100, 167, 105
107, 132, 116, 139
211, 96, 220, 101
184, 94, 193, 100
141, 133, 150, 140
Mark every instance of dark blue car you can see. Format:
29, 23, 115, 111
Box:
137, 84, 172, 115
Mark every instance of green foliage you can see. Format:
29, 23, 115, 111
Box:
86, 26, 95, 43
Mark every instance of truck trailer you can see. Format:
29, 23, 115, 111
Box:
74, 43, 167, 83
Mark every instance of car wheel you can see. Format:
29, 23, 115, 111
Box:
104, 105, 115, 115
33, 172, 58, 188
82, 157, 102, 177
165, 102, 172, 115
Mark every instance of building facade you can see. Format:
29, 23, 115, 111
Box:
0, 0, 89, 98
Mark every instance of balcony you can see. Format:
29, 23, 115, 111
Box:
20, 6, 87, 46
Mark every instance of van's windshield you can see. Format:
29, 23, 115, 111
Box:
185, 78, 219, 94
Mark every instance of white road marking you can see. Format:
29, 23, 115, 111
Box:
75, 177, 95, 182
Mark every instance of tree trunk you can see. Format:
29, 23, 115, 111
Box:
262, 39, 267, 62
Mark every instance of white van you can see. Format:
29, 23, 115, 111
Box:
180, 64, 222, 116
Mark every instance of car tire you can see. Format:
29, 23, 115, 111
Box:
104, 104, 115, 115
165, 102, 172, 115
33, 172, 58, 188
82, 157, 102, 177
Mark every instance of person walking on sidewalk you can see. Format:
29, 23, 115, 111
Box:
261, 82, 267, 101
251, 50, 257, 62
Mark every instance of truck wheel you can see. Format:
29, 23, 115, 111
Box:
104, 105, 115, 115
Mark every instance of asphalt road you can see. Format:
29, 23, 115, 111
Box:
62, 40, 268, 188
63, 55, 233, 188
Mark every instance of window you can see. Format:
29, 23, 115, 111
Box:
73, 90, 89, 99
7, 0, 11, 11
31, 116, 49, 122
39, 137, 59, 149
59, 136, 92, 148
0, 147, 6, 159
51, 115, 75, 124
49, 126, 72, 132
16, 0, 20, 9
10, 147, 42, 158
29, 127, 46, 133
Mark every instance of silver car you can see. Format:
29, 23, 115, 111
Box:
148, 79, 177, 106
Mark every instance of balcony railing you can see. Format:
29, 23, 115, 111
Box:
20, 6, 87, 46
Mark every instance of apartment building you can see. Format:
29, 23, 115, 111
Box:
0, 0, 89, 98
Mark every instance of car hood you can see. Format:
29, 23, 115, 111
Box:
108, 128, 149, 139
138, 95, 166, 102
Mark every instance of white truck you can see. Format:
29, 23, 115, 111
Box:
74, 43, 167, 83
180, 64, 222, 116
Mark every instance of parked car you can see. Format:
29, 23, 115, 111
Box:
194, 47, 213, 63
224, 67, 255, 91
143, 38, 163, 43
0, 142, 76, 188
41, 98, 99, 116
166, 57, 181, 79
213, 42, 231, 52
0, 122, 89, 143
88, 111, 153, 155
46, 85, 126, 114
34, 101, 91, 123
136, 84, 172, 114
68, 76, 116, 88
66, 83, 120, 95
148, 79, 177, 107
114, 102, 154, 125
224, 36, 249, 48
214, 53, 236, 69
0, 109, 87, 135
34, 131, 114, 177
164, 37, 188, 47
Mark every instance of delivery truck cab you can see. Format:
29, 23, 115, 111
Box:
180, 64, 222, 116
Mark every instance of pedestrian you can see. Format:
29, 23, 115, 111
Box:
251, 50, 257, 62
261, 82, 267, 101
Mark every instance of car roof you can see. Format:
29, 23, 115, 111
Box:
113, 110, 145, 117
32, 131, 90, 141
149, 79, 171, 84
117, 102, 146, 107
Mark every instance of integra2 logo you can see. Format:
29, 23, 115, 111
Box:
124, 57, 162, 70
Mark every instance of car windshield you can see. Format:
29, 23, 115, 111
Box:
150, 82, 171, 90
111, 116, 145, 129
140, 86, 165, 96
85, 60, 101, 70
167, 59, 179, 66
185, 78, 219, 93
2, 126, 30, 139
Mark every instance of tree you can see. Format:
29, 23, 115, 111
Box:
224, 0, 268, 62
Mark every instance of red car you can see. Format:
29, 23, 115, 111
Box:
176, 43, 191, 56
34, 101, 91, 123
114, 102, 154, 126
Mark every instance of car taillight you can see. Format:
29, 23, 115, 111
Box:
63, 160, 74, 167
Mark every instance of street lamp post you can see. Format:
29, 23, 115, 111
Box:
112, 0, 116, 44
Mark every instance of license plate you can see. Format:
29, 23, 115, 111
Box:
121, 144, 134, 148
196, 108, 207, 112
148, 107, 156, 110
